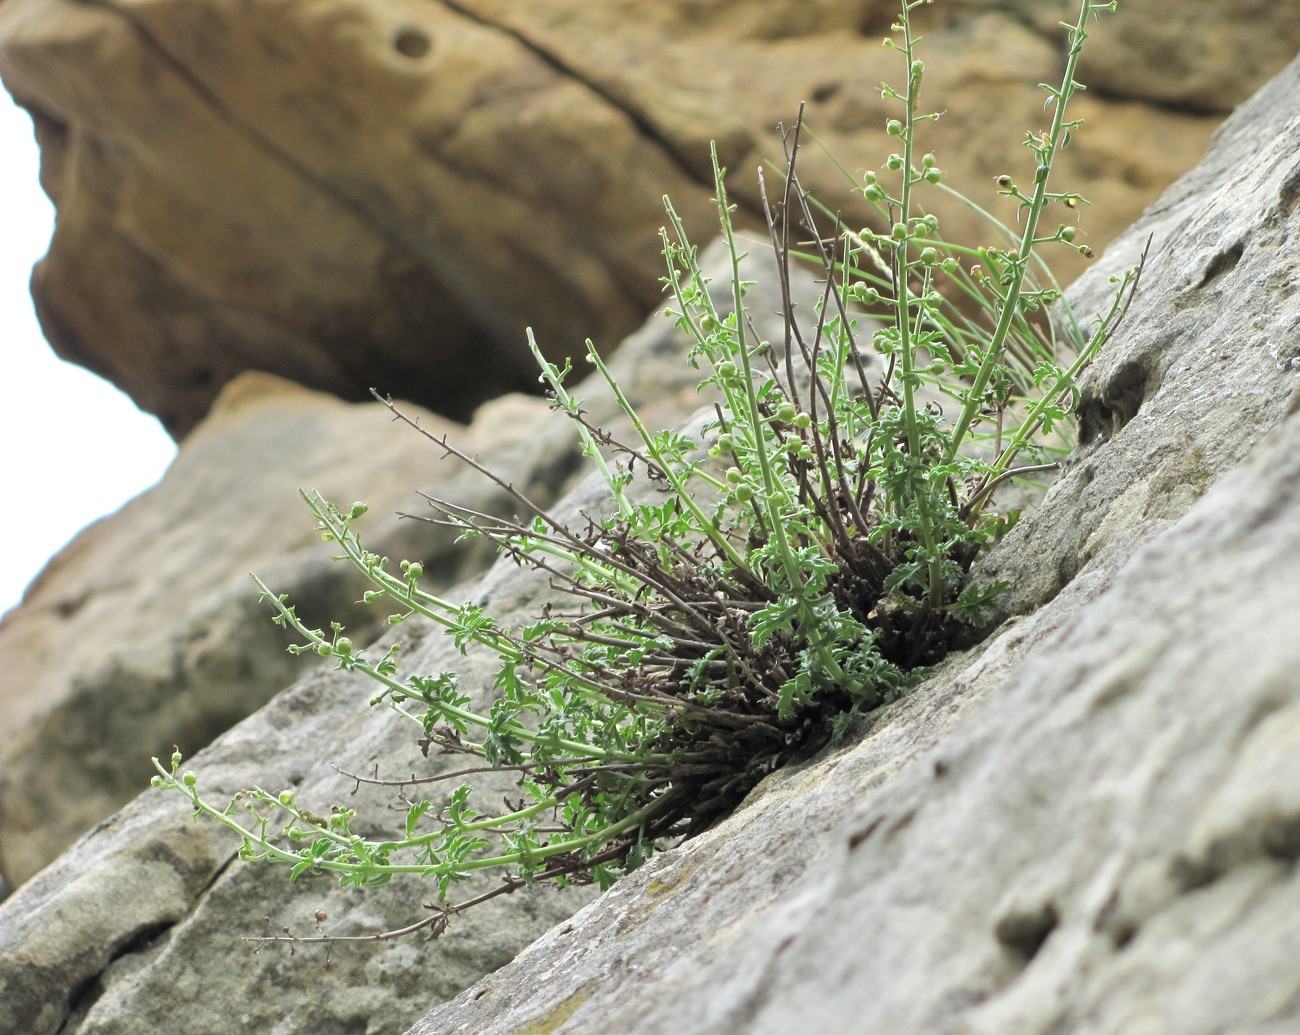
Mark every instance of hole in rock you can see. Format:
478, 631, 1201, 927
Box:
394, 27, 432, 59
1195, 240, 1245, 290
994, 901, 1059, 964
1280, 168, 1300, 218
1077, 359, 1150, 446
810, 81, 842, 103
1262, 813, 1300, 862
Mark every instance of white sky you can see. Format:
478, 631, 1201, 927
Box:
0, 92, 176, 618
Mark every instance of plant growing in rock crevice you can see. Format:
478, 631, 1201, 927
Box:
154, 0, 1136, 944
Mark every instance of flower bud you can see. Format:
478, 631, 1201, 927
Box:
886, 119, 904, 137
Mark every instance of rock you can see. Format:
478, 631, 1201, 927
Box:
0, 0, 1263, 436
0, 235, 827, 1035
2, 20, 1298, 1035
402, 50, 1300, 1035
415, 402, 1300, 1035
0, 372, 563, 888
1005, 0, 1300, 111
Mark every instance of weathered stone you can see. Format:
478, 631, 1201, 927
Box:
0, 0, 1258, 436
407, 53, 1300, 1035
996, 0, 1300, 111
414, 403, 1300, 1035
0, 372, 563, 888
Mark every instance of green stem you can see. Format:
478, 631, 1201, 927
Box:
583, 342, 752, 575
709, 147, 850, 685
157, 758, 666, 884
527, 329, 635, 520
945, 0, 1102, 462
891, 7, 944, 607
251, 571, 667, 765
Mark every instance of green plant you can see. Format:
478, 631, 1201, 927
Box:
154, 0, 1136, 944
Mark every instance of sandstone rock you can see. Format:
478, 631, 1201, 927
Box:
0, 0, 1255, 436
998, 0, 1300, 111
407, 53, 1300, 1035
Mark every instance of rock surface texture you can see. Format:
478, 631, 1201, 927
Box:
1, 0, 1286, 435
407, 54, 1300, 1034
0, 372, 570, 887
